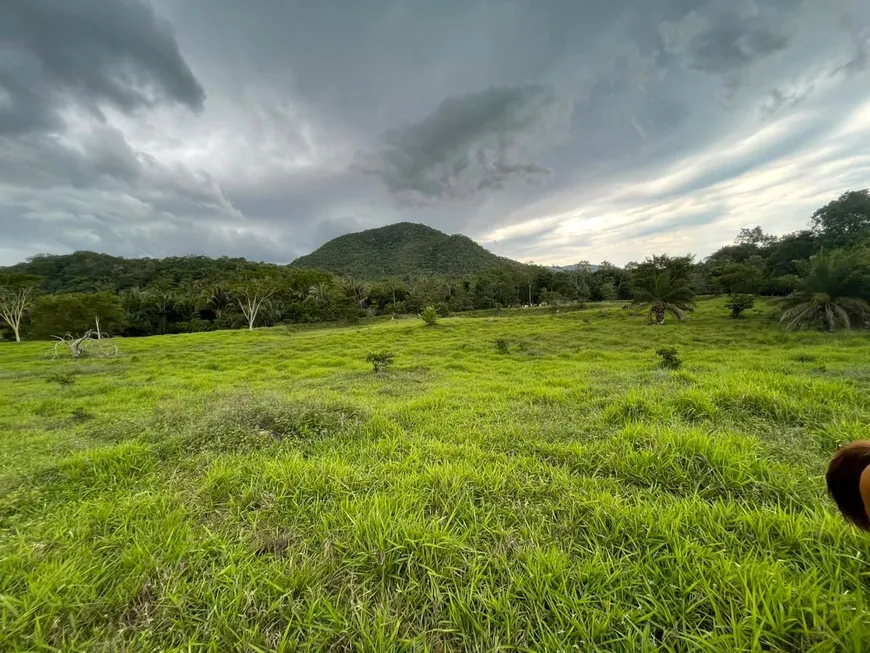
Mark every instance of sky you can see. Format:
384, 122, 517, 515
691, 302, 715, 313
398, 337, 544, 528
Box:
1, 0, 869, 268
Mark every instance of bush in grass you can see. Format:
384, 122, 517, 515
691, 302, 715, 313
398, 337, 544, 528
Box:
366, 351, 395, 374
726, 293, 755, 319
656, 347, 682, 370
70, 407, 95, 422
494, 338, 510, 354
421, 306, 437, 326
153, 392, 365, 453
47, 371, 76, 386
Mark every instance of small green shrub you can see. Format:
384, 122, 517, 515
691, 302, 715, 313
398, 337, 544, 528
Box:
48, 371, 77, 386
70, 407, 95, 422
421, 306, 437, 326
366, 351, 395, 373
725, 293, 756, 319
494, 338, 510, 354
343, 306, 361, 325
656, 347, 682, 370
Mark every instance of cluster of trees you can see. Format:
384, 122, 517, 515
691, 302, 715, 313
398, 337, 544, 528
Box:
630, 189, 870, 329
2, 190, 869, 341
0, 260, 641, 340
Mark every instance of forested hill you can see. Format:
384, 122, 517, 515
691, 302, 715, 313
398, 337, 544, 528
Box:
0, 251, 273, 294
292, 222, 522, 278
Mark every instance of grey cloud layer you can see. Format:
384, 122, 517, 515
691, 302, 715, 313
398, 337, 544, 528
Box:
660, 0, 797, 75
358, 85, 570, 203
0, 0, 204, 135
1, 0, 869, 266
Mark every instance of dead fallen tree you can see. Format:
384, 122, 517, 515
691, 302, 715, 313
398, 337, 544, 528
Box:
50, 330, 119, 359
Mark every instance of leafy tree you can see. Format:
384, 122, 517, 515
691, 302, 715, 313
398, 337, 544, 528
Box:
735, 226, 777, 247
763, 230, 819, 278
0, 274, 40, 342
420, 306, 437, 326
591, 261, 632, 300
811, 189, 870, 248
712, 263, 762, 295
630, 256, 695, 325
780, 249, 870, 331
725, 294, 756, 319
366, 352, 395, 373
30, 293, 127, 339
765, 274, 801, 296
705, 224, 772, 265
369, 280, 408, 314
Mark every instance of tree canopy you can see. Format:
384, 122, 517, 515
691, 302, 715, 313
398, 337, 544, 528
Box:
2, 188, 869, 340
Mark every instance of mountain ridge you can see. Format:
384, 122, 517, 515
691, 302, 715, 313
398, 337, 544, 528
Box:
291, 222, 523, 278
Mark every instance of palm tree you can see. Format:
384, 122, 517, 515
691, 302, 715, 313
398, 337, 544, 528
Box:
307, 282, 330, 303
262, 297, 287, 325
342, 277, 368, 309
630, 271, 695, 325
780, 250, 870, 331
205, 285, 233, 318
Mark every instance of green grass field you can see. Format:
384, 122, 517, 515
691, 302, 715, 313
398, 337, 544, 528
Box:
2, 299, 870, 652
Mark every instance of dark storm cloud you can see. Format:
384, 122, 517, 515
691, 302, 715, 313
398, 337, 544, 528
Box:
0, 124, 238, 222
660, 1, 796, 75
1, 0, 869, 267
357, 85, 571, 203
0, 0, 205, 136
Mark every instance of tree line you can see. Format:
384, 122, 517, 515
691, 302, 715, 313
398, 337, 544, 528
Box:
1, 189, 869, 341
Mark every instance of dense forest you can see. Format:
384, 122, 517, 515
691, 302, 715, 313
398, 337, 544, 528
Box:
1, 190, 869, 341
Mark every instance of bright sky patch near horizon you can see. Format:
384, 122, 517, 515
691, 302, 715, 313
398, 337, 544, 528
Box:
1, 0, 869, 267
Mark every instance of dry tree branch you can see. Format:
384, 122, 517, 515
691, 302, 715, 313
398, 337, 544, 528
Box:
49, 330, 120, 359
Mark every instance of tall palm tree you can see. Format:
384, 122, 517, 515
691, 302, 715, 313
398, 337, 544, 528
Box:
307, 282, 330, 303
122, 287, 157, 335
630, 271, 695, 325
342, 277, 368, 309
780, 250, 870, 331
205, 285, 233, 318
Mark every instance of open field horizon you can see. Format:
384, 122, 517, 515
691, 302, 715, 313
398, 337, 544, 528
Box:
2, 298, 870, 651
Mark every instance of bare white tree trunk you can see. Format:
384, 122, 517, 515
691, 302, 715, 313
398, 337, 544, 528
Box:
0, 286, 34, 343
94, 315, 101, 339
238, 292, 272, 330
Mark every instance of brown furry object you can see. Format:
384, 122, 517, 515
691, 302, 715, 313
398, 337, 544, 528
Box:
827, 441, 870, 531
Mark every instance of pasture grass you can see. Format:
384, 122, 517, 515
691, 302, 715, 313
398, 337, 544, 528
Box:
1, 298, 870, 651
